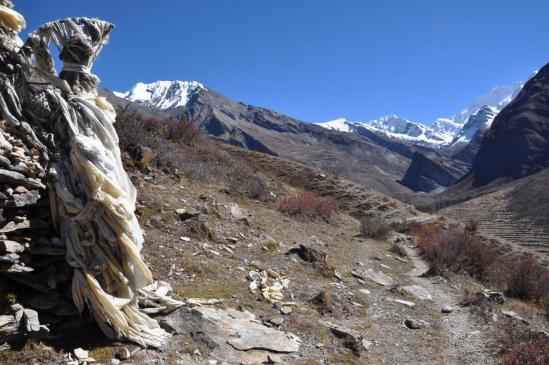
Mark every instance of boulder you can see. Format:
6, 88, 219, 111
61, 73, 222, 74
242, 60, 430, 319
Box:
401, 285, 432, 301
0, 314, 18, 339
74, 348, 89, 361
286, 244, 335, 277
404, 319, 422, 329
175, 208, 199, 221
319, 320, 368, 356
22, 309, 40, 332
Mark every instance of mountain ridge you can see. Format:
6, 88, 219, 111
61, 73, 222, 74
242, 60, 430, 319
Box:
107, 82, 416, 200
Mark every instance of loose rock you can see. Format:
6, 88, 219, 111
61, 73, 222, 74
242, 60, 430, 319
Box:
404, 319, 422, 329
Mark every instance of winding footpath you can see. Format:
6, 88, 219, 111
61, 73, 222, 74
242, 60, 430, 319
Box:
405, 246, 495, 365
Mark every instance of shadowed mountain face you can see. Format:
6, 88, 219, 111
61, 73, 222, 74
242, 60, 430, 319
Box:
398, 151, 466, 193
467, 63, 549, 188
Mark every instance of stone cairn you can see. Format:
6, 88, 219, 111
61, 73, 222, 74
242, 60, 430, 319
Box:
0, 1, 182, 348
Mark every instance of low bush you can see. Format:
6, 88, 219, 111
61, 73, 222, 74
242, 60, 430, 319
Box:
115, 107, 237, 182
464, 219, 479, 233
505, 255, 547, 301
414, 224, 497, 279
413, 224, 549, 316
279, 192, 336, 220
360, 217, 390, 239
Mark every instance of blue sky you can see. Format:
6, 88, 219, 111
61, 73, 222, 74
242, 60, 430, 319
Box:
17, 0, 549, 123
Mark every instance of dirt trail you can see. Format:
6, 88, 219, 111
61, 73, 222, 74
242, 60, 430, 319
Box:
406, 247, 495, 365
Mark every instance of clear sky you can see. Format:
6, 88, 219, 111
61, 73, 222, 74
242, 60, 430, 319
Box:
16, 0, 549, 124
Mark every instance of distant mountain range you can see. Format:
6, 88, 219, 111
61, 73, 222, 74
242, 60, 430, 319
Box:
108, 80, 415, 200
315, 80, 525, 149
115, 75, 527, 156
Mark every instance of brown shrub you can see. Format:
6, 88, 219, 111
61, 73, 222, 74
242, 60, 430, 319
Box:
413, 225, 497, 279
115, 107, 157, 152
413, 224, 549, 315
114, 107, 238, 182
279, 192, 336, 220
505, 255, 547, 301
498, 335, 549, 365
360, 217, 390, 239
465, 219, 479, 233
165, 116, 204, 146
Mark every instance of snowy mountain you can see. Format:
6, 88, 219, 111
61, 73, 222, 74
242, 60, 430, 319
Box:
317, 79, 525, 148
116, 81, 206, 110
316, 115, 452, 146
449, 106, 498, 148
318, 118, 354, 133
432, 81, 524, 138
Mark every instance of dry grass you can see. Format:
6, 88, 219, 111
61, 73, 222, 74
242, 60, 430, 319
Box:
495, 323, 549, 364
0, 342, 62, 364
359, 216, 390, 239
227, 163, 269, 199
279, 192, 336, 220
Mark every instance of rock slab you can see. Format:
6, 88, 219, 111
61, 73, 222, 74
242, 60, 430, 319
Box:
161, 306, 300, 363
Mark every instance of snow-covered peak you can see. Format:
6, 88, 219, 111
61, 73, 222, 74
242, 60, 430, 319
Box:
432, 80, 523, 137
469, 82, 524, 111
118, 80, 206, 110
362, 115, 453, 145
315, 118, 353, 132
449, 105, 498, 147
316, 115, 453, 146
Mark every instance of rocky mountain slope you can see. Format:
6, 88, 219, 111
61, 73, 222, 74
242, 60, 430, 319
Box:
398, 106, 500, 194
440, 168, 549, 254
432, 80, 524, 138
16, 143, 547, 365
115, 80, 206, 110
